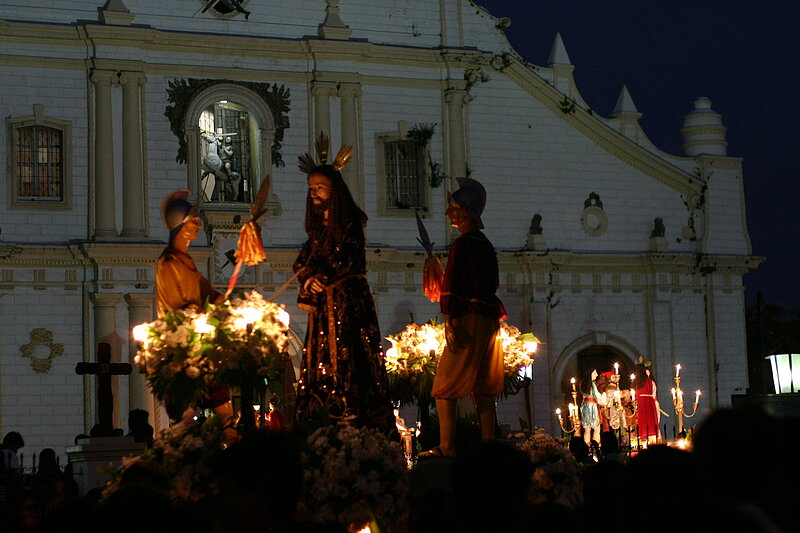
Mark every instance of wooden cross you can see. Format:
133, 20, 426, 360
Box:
75, 342, 131, 437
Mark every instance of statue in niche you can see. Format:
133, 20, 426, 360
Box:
651, 217, 666, 238
200, 132, 240, 202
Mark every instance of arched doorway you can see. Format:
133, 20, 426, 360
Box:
552, 332, 641, 409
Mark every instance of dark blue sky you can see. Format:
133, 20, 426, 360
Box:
477, 1, 800, 309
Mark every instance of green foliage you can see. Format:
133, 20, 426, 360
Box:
559, 96, 577, 114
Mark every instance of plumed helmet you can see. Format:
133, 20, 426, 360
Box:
160, 190, 194, 232
451, 177, 487, 229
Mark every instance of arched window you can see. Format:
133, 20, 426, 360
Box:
180, 82, 277, 211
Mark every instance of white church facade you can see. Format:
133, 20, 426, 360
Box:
0, 0, 758, 456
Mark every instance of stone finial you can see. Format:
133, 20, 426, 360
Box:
547, 32, 572, 66
99, 0, 135, 26
611, 85, 641, 117
318, 0, 352, 40
680, 97, 728, 156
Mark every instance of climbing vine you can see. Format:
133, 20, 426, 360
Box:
677, 167, 712, 243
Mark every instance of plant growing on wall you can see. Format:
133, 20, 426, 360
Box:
407, 123, 445, 188
678, 166, 712, 243
559, 95, 576, 114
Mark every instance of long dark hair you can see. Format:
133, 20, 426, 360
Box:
304, 164, 367, 243
580, 370, 596, 396
633, 364, 651, 390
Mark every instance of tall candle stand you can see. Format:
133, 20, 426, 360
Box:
555, 377, 581, 435
671, 364, 701, 434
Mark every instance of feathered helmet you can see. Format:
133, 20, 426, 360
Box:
297, 131, 353, 174
450, 177, 487, 229
160, 190, 198, 237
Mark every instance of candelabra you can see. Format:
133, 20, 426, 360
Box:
671, 364, 701, 434
555, 377, 581, 434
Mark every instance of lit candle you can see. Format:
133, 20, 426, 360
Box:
671, 388, 677, 401
630, 389, 636, 402
630, 373, 635, 383
614, 362, 619, 375
695, 390, 701, 405
676, 364, 681, 378
555, 408, 562, 421
570, 377, 576, 392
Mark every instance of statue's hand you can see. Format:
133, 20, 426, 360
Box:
304, 275, 326, 294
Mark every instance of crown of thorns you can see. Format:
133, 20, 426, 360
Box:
298, 131, 353, 174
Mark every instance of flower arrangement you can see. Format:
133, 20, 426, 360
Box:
384, 320, 445, 406
385, 319, 539, 404
498, 322, 537, 376
132, 291, 291, 415
298, 422, 408, 533
508, 427, 582, 509
103, 414, 225, 502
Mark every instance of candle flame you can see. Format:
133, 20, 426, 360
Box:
193, 316, 214, 334
239, 305, 261, 324
277, 308, 291, 327
132, 323, 149, 342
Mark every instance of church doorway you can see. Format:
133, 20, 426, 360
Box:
557, 344, 634, 406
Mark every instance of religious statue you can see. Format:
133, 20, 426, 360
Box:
633, 363, 661, 444
580, 369, 605, 452
651, 217, 666, 238
422, 178, 506, 458
293, 133, 394, 433
200, 132, 239, 202
529, 213, 543, 235
155, 191, 234, 436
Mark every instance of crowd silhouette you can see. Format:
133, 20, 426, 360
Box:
1, 405, 797, 532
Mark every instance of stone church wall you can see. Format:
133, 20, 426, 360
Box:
0, 1, 758, 458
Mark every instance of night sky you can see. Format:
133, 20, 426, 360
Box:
476, 1, 800, 310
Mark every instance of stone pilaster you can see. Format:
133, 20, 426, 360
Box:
445, 87, 468, 179
311, 81, 337, 146
338, 82, 362, 205
124, 293, 155, 418
90, 293, 122, 429
92, 71, 117, 240
120, 72, 147, 239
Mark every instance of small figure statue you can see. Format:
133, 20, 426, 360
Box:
651, 217, 665, 238
529, 213, 543, 235
200, 132, 239, 202
580, 369, 606, 452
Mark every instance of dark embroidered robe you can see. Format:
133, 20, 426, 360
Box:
293, 222, 394, 432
